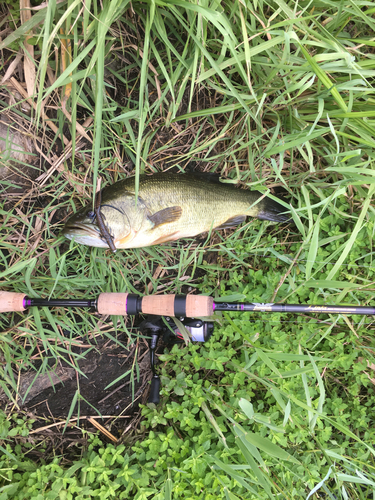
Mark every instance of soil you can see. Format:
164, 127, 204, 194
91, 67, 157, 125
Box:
0, 332, 157, 458
23, 334, 152, 420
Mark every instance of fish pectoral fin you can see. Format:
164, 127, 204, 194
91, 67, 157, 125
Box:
215, 215, 246, 230
148, 206, 182, 228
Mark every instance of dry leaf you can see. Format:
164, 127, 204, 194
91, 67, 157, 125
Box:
20, 0, 36, 97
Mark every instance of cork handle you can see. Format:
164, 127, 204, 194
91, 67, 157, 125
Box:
142, 295, 176, 316
186, 295, 214, 317
95, 293, 214, 317
0, 292, 26, 313
142, 294, 214, 317
97, 293, 128, 315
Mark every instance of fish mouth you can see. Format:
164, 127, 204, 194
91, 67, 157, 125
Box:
62, 222, 109, 248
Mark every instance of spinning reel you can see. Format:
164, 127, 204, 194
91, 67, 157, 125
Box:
137, 316, 214, 404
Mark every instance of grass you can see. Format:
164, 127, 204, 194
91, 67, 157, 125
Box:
1, 0, 375, 498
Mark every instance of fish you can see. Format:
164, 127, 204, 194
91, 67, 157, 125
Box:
62, 172, 289, 250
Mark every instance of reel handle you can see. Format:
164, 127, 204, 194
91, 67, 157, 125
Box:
148, 376, 161, 404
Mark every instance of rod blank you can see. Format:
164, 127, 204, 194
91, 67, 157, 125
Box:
213, 302, 375, 316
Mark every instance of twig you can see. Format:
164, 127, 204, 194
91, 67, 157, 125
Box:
29, 414, 131, 434
87, 417, 118, 443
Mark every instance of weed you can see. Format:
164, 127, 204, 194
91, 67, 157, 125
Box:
0, 0, 375, 498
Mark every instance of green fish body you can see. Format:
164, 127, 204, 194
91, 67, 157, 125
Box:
62, 173, 288, 249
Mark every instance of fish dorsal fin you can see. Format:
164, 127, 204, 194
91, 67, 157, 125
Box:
187, 171, 222, 184
148, 206, 182, 228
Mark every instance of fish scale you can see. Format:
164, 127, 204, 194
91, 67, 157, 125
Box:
63, 173, 289, 250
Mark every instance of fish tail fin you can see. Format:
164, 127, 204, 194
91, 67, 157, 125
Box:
256, 196, 290, 223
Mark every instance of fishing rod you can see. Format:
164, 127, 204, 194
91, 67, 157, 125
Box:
1, 290, 375, 317
2, 290, 374, 404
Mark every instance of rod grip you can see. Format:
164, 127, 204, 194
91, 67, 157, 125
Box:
186, 295, 214, 317
97, 293, 129, 315
0, 292, 26, 313
142, 295, 176, 316
97, 293, 214, 317
148, 376, 160, 404
142, 294, 214, 317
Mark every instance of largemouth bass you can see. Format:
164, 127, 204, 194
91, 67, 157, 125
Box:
62, 173, 289, 249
